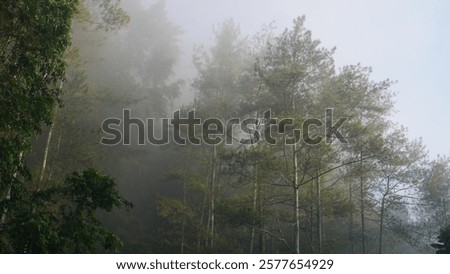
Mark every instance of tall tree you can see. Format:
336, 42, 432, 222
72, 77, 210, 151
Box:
373, 128, 426, 253
0, 0, 131, 253
0, 0, 79, 228
191, 19, 249, 251
256, 16, 335, 253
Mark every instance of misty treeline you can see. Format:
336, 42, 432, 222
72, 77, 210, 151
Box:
1, 0, 449, 254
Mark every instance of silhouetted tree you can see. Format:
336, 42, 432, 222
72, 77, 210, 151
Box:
431, 225, 450, 254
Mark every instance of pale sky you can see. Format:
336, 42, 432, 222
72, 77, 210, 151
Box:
143, 0, 450, 158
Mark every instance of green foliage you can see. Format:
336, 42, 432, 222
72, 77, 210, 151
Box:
0, 0, 77, 132
1, 169, 131, 253
63, 168, 132, 212
1, 0, 80, 245
153, 197, 203, 253
0, 0, 79, 184
0, 0, 132, 254
216, 199, 259, 227
256, 16, 335, 115
155, 16, 425, 254
76, 0, 129, 31
193, 19, 251, 119
3, 0, 438, 254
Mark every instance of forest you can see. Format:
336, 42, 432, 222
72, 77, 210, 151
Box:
1, 0, 450, 254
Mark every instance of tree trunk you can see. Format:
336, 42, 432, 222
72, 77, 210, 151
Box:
250, 164, 258, 253
316, 175, 322, 253
310, 181, 314, 251
379, 177, 390, 254
258, 173, 265, 253
349, 179, 354, 253
47, 129, 62, 182
379, 194, 386, 254
38, 83, 61, 187
0, 152, 24, 226
181, 179, 186, 254
250, 164, 259, 254
38, 107, 58, 188
293, 143, 300, 254
210, 145, 217, 250
197, 171, 209, 252
359, 154, 366, 254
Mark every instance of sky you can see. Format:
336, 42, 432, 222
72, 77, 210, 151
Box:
143, 0, 450, 158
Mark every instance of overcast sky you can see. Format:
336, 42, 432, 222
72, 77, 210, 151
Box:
143, 0, 450, 158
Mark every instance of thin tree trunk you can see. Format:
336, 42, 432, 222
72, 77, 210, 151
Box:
379, 194, 386, 254
197, 170, 209, 252
259, 220, 266, 253
349, 179, 354, 253
250, 164, 258, 253
181, 179, 186, 254
258, 173, 265, 253
210, 145, 217, 250
38, 107, 58, 188
197, 187, 207, 252
38, 82, 61, 188
0, 152, 24, 226
310, 181, 314, 251
293, 143, 300, 254
379, 177, 390, 254
47, 129, 62, 182
0, 188, 12, 226
359, 154, 366, 254
316, 175, 322, 253
291, 83, 301, 254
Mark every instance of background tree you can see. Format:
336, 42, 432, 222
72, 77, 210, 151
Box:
431, 225, 450, 254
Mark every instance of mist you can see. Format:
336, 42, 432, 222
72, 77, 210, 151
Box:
1, 0, 449, 254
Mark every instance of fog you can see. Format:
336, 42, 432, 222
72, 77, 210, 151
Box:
160, 0, 450, 157
2, 0, 450, 254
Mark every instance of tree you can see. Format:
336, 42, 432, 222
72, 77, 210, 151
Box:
0, 0, 131, 253
255, 16, 335, 253
187, 19, 251, 252
1, 169, 131, 253
149, 14, 430, 254
35, 0, 130, 187
423, 156, 450, 228
431, 225, 450, 254
93, 0, 183, 117
324, 64, 394, 253
410, 156, 450, 252
372, 128, 426, 253
0, 0, 79, 228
